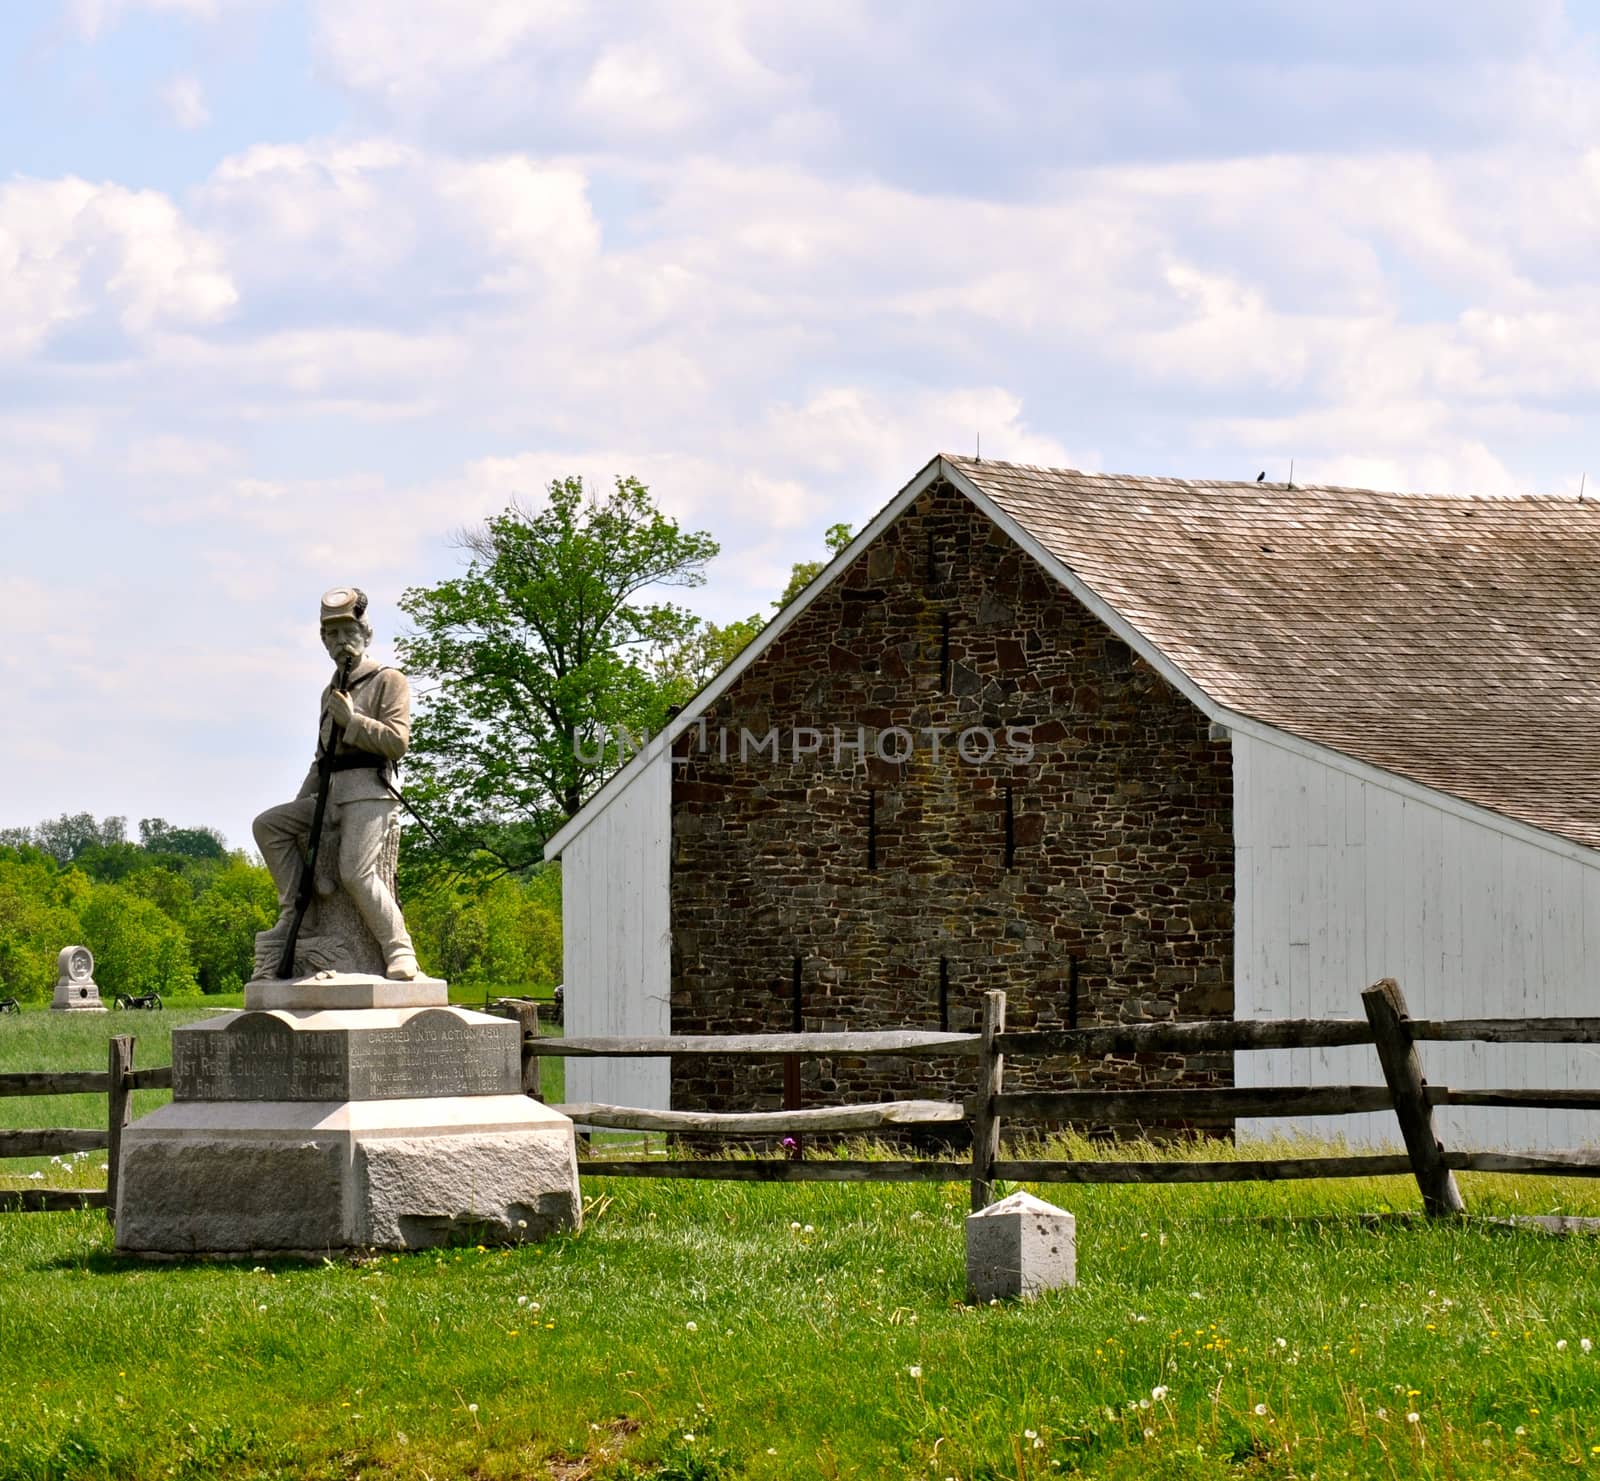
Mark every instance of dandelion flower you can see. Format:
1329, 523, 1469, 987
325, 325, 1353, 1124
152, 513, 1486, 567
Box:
1406, 1412, 1420, 1424
766, 1448, 777, 1456
1152, 1386, 1168, 1402
467, 1403, 478, 1414
1024, 1429, 1038, 1440
517, 1295, 529, 1306
1516, 1426, 1526, 1436
1376, 1408, 1387, 1420
682, 1433, 695, 1443
907, 1365, 923, 1379
790, 1221, 801, 1230
1254, 1404, 1267, 1417
257, 1303, 267, 1312
1558, 1339, 1568, 1351
1275, 1337, 1287, 1349
1585, 1338, 1594, 1353
685, 1321, 697, 1331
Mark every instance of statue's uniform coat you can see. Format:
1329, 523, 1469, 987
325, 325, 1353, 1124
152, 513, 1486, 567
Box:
254, 657, 416, 970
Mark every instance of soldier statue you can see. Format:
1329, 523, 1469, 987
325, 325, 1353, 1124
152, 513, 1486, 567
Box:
253, 587, 420, 981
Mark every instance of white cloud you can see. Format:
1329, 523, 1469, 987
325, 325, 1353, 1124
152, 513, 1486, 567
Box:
312, 0, 581, 111
0, 177, 234, 357
159, 74, 211, 130
440, 158, 600, 291
0, 457, 64, 515
202, 139, 422, 288
69, 0, 242, 41
123, 434, 235, 480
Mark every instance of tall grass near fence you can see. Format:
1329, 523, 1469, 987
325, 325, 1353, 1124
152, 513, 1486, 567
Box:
4, 1148, 1600, 1479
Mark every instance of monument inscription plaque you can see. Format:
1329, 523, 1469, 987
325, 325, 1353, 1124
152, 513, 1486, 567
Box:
172, 1009, 520, 1102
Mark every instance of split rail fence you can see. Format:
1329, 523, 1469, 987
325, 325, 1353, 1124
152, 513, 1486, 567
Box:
4, 981, 1600, 1220
0, 1036, 170, 1216
538, 979, 1600, 1215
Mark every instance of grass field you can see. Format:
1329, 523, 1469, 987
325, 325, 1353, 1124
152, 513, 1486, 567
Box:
3, 1011, 1600, 1478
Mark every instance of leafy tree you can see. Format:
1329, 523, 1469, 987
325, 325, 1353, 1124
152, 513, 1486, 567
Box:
138, 818, 227, 860
28, 813, 127, 865
651, 613, 765, 705
78, 882, 196, 997
186, 858, 277, 993
71, 840, 154, 883
0, 852, 84, 1000
773, 522, 853, 609
406, 867, 563, 990
397, 474, 719, 876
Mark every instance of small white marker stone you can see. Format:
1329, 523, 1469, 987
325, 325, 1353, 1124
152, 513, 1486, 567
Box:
965, 1190, 1076, 1302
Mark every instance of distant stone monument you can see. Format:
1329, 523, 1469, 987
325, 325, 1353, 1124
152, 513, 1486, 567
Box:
49, 946, 106, 1013
114, 587, 580, 1256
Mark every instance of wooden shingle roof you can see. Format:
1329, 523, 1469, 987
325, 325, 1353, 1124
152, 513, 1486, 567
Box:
950, 455, 1600, 850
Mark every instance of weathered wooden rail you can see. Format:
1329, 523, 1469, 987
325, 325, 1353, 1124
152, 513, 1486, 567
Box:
534, 978, 1600, 1216
0, 1035, 169, 1217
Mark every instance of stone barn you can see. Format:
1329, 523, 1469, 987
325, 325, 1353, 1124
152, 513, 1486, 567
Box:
546, 454, 1600, 1151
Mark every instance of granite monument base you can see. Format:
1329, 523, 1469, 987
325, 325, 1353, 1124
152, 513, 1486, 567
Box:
50, 984, 107, 1012
113, 1001, 581, 1255
114, 1095, 579, 1254
244, 969, 448, 1012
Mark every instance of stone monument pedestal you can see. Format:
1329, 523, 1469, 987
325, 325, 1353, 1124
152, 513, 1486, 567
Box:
114, 977, 581, 1256
50, 945, 107, 1012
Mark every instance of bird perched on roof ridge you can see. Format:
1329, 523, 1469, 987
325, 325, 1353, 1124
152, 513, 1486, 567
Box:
1256, 471, 1266, 482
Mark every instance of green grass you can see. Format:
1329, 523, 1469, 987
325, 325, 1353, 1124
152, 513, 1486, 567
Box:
3, 1138, 1600, 1478
4, 1016, 1600, 1477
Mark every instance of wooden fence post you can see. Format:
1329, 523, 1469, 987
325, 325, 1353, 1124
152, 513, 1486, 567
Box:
106, 1035, 134, 1224
969, 990, 1006, 1213
1361, 978, 1465, 1217
509, 1002, 541, 1101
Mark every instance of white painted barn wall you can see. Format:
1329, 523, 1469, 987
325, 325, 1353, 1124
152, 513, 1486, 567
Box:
1233, 729, 1600, 1151
559, 753, 672, 1113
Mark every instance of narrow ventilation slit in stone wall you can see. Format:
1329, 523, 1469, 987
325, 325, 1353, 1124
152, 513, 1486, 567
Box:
867, 787, 878, 871
939, 955, 950, 1032
939, 611, 951, 691
785, 955, 803, 1120
925, 528, 936, 585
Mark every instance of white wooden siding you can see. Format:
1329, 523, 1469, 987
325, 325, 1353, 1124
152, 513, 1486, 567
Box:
560, 754, 672, 1113
1235, 731, 1600, 1151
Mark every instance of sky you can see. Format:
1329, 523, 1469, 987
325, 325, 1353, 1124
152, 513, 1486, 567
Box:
4, 0, 1600, 854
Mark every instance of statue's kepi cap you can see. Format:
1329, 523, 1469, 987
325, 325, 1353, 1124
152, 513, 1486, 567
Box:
320, 586, 369, 626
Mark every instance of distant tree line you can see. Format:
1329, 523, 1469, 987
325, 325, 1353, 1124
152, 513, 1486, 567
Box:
0, 812, 563, 1002
0, 814, 274, 1001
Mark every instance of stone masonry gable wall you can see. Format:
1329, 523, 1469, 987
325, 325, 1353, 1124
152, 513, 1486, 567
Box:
669, 479, 1234, 1119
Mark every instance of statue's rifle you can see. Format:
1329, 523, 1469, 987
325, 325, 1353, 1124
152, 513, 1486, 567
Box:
276, 654, 355, 979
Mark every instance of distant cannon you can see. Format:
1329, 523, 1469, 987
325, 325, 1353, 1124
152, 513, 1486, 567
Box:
113, 991, 164, 1011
